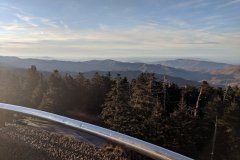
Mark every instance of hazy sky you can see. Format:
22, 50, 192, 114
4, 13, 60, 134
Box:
0, 0, 239, 63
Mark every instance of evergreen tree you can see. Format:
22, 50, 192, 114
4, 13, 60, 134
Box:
21, 65, 41, 106
184, 86, 199, 110
101, 75, 131, 132
145, 96, 166, 144
128, 73, 161, 138
31, 74, 47, 108
88, 72, 112, 115
129, 73, 158, 117
75, 73, 89, 112
165, 83, 181, 113
40, 70, 66, 113
195, 81, 213, 118
63, 74, 77, 111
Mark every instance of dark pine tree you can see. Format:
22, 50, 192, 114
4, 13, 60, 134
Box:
40, 70, 66, 113
101, 75, 132, 133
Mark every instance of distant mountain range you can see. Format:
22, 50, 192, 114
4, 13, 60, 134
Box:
209, 65, 240, 86
0, 56, 238, 86
0, 56, 213, 81
0, 63, 200, 86
158, 59, 233, 72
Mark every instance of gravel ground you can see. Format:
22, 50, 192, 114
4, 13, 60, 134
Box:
0, 123, 128, 160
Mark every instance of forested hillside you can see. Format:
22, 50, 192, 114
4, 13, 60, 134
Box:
82, 70, 200, 86
158, 59, 233, 72
210, 65, 240, 87
0, 65, 239, 159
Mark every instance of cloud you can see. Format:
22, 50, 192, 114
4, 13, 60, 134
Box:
0, 22, 239, 55
15, 14, 32, 22
15, 14, 59, 29
0, 23, 35, 31
172, 0, 207, 9
1, 4, 60, 30
60, 21, 70, 30
98, 24, 110, 31
164, 18, 191, 28
40, 18, 59, 28
217, 0, 240, 8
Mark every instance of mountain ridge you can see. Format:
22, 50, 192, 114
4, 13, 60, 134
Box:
0, 56, 213, 81
158, 59, 233, 72
0, 56, 238, 86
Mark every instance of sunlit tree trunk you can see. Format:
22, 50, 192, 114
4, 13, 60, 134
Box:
194, 87, 202, 117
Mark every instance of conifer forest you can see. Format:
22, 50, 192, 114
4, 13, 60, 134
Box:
0, 66, 239, 159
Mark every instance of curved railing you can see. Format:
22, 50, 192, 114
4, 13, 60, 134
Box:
0, 103, 193, 160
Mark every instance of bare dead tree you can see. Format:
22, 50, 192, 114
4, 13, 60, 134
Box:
223, 80, 230, 102
179, 91, 185, 110
211, 116, 218, 160
163, 75, 167, 111
194, 87, 203, 117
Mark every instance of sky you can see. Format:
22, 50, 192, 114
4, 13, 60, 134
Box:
0, 0, 239, 64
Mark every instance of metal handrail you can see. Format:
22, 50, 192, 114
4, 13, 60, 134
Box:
0, 103, 193, 160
